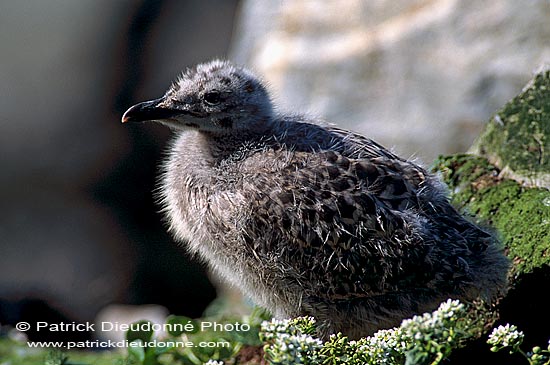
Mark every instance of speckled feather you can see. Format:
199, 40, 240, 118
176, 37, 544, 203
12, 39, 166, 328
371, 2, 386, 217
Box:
124, 60, 509, 339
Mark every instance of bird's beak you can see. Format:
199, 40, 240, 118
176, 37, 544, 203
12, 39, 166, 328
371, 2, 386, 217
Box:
121, 97, 182, 123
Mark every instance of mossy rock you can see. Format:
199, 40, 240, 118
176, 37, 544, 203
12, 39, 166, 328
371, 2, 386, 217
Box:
433, 64, 550, 280
470, 66, 550, 188
436, 153, 550, 364
432, 153, 550, 279
433, 66, 550, 364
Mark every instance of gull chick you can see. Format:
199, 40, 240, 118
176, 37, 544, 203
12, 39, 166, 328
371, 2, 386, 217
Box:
122, 60, 509, 339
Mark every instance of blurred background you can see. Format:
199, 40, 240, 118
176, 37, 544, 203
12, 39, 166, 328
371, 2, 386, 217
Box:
1, 0, 549, 341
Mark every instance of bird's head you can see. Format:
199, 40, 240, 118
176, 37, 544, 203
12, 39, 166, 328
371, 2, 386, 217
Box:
122, 60, 274, 135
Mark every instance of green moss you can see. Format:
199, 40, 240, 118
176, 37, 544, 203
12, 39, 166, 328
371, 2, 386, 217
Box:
432, 155, 550, 278
432, 154, 497, 205
432, 154, 495, 187
469, 181, 550, 276
471, 69, 550, 187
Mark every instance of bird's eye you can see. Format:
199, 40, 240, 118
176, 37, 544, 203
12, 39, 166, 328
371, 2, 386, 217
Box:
203, 90, 221, 105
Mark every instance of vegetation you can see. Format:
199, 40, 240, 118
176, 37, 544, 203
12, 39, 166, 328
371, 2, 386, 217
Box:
2, 300, 549, 365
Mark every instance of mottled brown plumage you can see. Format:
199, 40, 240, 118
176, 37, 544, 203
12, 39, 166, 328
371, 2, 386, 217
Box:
122, 60, 509, 339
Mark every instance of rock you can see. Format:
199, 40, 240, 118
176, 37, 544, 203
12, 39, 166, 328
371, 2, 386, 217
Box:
433, 67, 550, 363
433, 154, 550, 279
470, 65, 550, 188
433, 67, 550, 280
230, 0, 550, 162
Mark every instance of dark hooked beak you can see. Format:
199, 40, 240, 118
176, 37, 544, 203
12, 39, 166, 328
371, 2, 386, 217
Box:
121, 98, 182, 123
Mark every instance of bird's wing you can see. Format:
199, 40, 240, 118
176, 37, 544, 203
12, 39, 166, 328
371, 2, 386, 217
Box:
325, 126, 404, 160
241, 149, 434, 299
326, 126, 427, 188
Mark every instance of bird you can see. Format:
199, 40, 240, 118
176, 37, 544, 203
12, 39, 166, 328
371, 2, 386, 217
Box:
122, 59, 509, 339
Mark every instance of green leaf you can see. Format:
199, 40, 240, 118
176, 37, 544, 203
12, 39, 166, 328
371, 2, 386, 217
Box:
143, 346, 161, 365
165, 315, 199, 336
405, 348, 431, 365
127, 341, 145, 363
126, 320, 154, 343
44, 349, 68, 365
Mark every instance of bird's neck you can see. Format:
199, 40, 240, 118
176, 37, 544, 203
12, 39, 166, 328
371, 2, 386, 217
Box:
168, 130, 264, 179
198, 125, 273, 163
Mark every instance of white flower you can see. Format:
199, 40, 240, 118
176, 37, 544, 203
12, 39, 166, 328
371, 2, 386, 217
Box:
204, 360, 223, 365
400, 299, 466, 342
268, 333, 323, 364
361, 327, 406, 364
261, 318, 292, 340
487, 324, 525, 348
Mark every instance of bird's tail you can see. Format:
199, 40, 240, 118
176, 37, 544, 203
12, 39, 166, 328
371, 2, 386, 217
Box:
415, 174, 510, 302
428, 203, 510, 302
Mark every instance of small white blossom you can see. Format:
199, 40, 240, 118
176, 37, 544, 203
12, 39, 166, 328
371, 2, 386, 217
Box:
268, 333, 323, 364
488, 324, 525, 348
261, 318, 292, 341
361, 327, 406, 364
260, 299, 473, 365
400, 299, 466, 346
204, 360, 223, 365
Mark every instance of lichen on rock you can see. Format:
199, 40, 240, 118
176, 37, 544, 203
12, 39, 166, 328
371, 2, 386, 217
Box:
432, 66, 550, 362
432, 154, 550, 278
433, 65, 550, 279
470, 65, 550, 189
